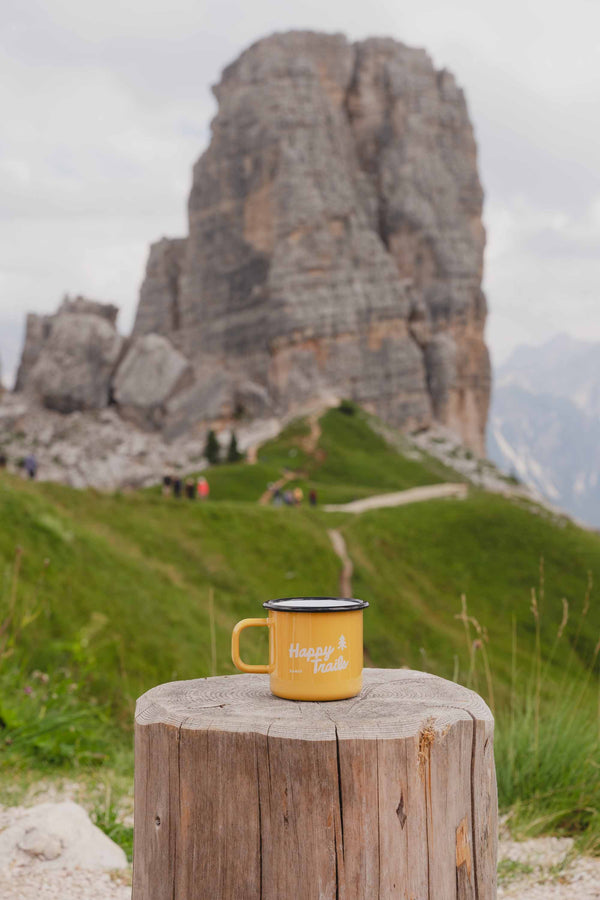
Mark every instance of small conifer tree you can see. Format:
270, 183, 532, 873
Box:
204, 429, 220, 465
227, 432, 242, 463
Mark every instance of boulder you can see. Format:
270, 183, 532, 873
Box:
0, 801, 127, 872
15, 297, 119, 394
15, 297, 123, 412
112, 333, 193, 428
29, 317, 122, 413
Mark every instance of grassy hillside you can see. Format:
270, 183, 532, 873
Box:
2, 403, 600, 849
347, 492, 600, 693
205, 405, 460, 503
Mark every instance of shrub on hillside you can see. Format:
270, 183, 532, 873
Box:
338, 399, 356, 416
227, 432, 242, 463
204, 429, 220, 465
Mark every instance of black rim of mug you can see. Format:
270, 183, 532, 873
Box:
262, 596, 369, 613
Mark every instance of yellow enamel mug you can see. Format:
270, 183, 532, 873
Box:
231, 596, 369, 701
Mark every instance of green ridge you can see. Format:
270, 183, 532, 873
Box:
2, 403, 600, 849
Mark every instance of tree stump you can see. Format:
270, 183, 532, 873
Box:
133, 668, 497, 899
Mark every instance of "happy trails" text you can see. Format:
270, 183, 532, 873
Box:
288, 642, 349, 674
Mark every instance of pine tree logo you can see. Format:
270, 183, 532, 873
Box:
338, 634, 347, 651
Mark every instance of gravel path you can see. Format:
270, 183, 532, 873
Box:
0, 868, 131, 899
498, 836, 600, 898
1, 837, 599, 898
327, 528, 353, 597
258, 468, 297, 505
322, 481, 468, 513
2, 781, 598, 899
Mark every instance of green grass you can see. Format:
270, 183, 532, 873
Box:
194, 405, 457, 505
497, 859, 534, 885
91, 786, 134, 862
2, 403, 600, 854
496, 691, 600, 853
1, 481, 340, 726
344, 493, 600, 696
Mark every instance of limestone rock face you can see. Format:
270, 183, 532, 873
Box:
132, 238, 187, 347
133, 31, 489, 453
13, 31, 491, 454
346, 39, 490, 451
163, 369, 231, 440
113, 333, 193, 428
15, 297, 123, 413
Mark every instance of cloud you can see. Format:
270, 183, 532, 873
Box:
1, 0, 599, 383
484, 194, 600, 364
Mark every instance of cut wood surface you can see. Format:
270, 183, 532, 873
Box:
133, 668, 497, 899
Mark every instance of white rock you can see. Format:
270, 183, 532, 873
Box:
0, 801, 127, 872
17, 827, 63, 861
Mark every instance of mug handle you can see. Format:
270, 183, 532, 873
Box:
231, 618, 274, 673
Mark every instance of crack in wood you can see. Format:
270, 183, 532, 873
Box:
255, 732, 263, 900
334, 725, 345, 858
466, 710, 480, 898
263, 721, 274, 900
418, 721, 435, 899
376, 739, 381, 897
172, 721, 182, 900
334, 828, 340, 900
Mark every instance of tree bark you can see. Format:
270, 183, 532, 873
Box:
133, 668, 497, 899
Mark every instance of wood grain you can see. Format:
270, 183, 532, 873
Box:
133, 668, 498, 899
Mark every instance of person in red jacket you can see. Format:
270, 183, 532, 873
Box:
197, 476, 210, 500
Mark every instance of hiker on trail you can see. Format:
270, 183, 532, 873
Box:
24, 453, 37, 480
283, 489, 293, 506
293, 486, 303, 506
197, 476, 209, 500
272, 488, 283, 507
185, 478, 195, 500
173, 477, 182, 498
309, 489, 317, 507
162, 474, 172, 497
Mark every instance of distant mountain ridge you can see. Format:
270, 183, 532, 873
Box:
489, 334, 600, 527
497, 334, 600, 418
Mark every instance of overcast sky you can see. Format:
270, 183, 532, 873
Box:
2, 0, 600, 385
